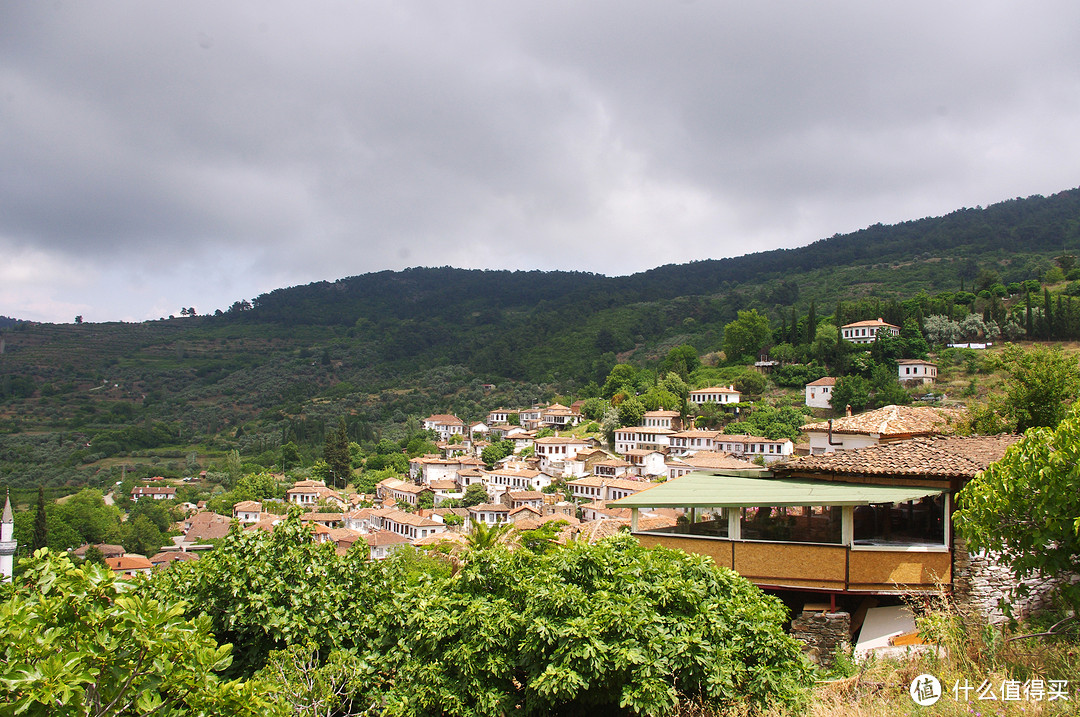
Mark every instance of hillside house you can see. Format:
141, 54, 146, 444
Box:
841, 318, 899, 344
711, 434, 794, 464
286, 480, 345, 509
621, 449, 668, 477
897, 359, 937, 385
518, 407, 543, 430
509, 505, 543, 524
106, 555, 154, 578
540, 403, 579, 428
618, 435, 1019, 600
365, 530, 411, 560
613, 426, 673, 454
467, 503, 510, 526
232, 501, 262, 523
534, 435, 591, 474
378, 509, 445, 541
422, 414, 465, 441
500, 490, 545, 510
642, 409, 683, 430
689, 386, 740, 405
477, 466, 551, 498
801, 405, 966, 455
389, 482, 433, 507
805, 377, 836, 409
486, 408, 518, 425
568, 475, 651, 503
593, 457, 632, 478
561, 447, 608, 479
131, 486, 176, 501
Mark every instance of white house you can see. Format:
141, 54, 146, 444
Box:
688, 386, 741, 405
621, 449, 668, 478
567, 475, 651, 503
467, 503, 510, 526
540, 403, 579, 428
533, 436, 591, 475
841, 318, 899, 344
131, 486, 176, 501
898, 359, 937, 385
478, 466, 551, 499
710, 434, 793, 464
287, 480, 346, 509
805, 377, 836, 409
486, 408, 518, 425
613, 426, 673, 454
641, 410, 682, 430
232, 501, 262, 524
422, 414, 465, 441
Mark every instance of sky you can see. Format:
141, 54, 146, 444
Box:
3, 2, 1080, 323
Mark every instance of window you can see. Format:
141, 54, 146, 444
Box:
853, 497, 946, 547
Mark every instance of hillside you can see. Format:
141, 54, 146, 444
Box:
2, 187, 1080, 495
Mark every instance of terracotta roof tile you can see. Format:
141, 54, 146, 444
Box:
801, 405, 967, 437
776, 434, 1019, 478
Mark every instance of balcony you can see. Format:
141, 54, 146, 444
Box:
613, 471, 951, 595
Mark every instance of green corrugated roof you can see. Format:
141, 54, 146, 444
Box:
611, 471, 943, 508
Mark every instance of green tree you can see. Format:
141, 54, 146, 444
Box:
999, 343, 1080, 431
119, 514, 167, 557
601, 364, 638, 399
956, 401, 1080, 616
462, 483, 490, 508
323, 419, 351, 489
830, 375, 871, 413
0, 550, 278, 716
722, 309, 771, 363
481, 439, 514, 468
369, 535, 811, 714
616, 396, 646, 427
659, 344, 700, 380
55, 489, 122, 546
281, 441, 302, 470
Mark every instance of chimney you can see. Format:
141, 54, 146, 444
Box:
845, 405, 853, 417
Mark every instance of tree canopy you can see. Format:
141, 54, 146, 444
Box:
956, 400, 1080, 616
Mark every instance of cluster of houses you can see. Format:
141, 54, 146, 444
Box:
802, 320, 940, 410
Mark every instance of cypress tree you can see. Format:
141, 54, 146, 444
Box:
1043, 289, 1053, 340
1026, 292, 1034, 338
32, 486, 48, 552
805, 301, 817, 345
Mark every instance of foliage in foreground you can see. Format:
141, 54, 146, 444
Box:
956, 398, 1080, 617
0, 550, 279, 717
367, 536, 812, 716
152, 515, 811, 715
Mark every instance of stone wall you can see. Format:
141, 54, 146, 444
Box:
952, 537, 1074, 624
790, 610, 850, 668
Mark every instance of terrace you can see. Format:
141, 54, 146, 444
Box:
613, 471, 951, 595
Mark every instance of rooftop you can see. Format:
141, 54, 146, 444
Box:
801, 405, 967, 437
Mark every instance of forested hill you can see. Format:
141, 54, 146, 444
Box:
2, 186, 1080, 495
241, 187, 1080, 327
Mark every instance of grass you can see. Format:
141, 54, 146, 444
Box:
672, 594, 1080, 717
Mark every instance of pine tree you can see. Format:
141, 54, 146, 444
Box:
323, 418, 351, 489
1026, 292, 1034, 338
32, 486, 48, 552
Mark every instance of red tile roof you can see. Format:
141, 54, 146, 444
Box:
777, 435, 1019, 479
801, 405, 967, 437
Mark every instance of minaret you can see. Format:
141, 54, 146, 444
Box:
1, 492, 16, 581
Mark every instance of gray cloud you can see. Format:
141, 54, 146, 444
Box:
2, 1, 1080, 321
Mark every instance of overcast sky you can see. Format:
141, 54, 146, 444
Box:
3, 2, 1080, 323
